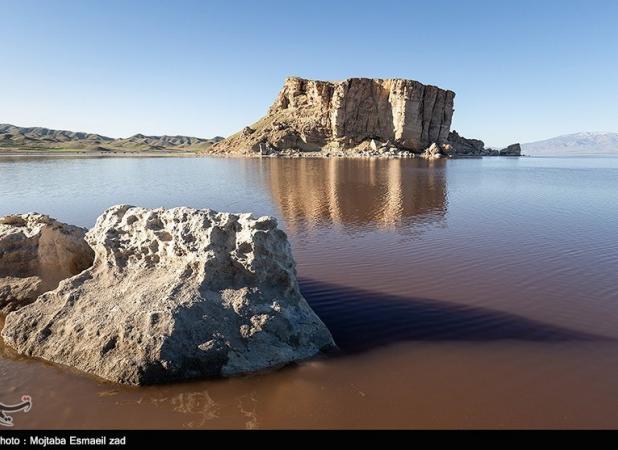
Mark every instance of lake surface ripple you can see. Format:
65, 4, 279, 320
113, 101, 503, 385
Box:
1, 155, 617, 428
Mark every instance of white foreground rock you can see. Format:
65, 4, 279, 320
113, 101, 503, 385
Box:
0, 214, 94, 314
1, 205, 335, 385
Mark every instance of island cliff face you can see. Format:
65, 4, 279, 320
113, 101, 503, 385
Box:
212, 77, 455, 155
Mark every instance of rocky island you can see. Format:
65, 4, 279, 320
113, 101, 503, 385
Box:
0, 207, 335, 385
211, 76, 521, 158
1, 77, 522, 158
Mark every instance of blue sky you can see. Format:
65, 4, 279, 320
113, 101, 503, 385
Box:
1, 0, 616, 146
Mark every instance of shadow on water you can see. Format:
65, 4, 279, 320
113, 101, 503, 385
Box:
300, 279, 609, 353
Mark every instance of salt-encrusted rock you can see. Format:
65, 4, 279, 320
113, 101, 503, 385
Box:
212, 77, 455, 155
2, 205, 335, 385
0, 214, 94, 314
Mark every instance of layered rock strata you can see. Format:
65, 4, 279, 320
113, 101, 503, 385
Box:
212, 77, 455, 155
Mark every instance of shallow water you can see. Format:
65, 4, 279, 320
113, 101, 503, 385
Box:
1, 155, 617, 429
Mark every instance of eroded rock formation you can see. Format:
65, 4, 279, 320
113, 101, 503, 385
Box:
499, 143, 522, 156
1, 205, 335, 385
447, 130, 487, 155
0, 214, 94, 313
447, 131, 522, 157
212, 77, 455, 155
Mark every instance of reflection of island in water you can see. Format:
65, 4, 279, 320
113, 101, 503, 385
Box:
260, 158, 448, 232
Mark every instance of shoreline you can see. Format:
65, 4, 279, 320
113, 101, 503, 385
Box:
197, 151, 527, 160
0, 148, 530, 159
0, 150, 200, 158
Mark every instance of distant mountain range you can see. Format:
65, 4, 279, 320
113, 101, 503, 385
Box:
522, 132, 618, 156
2, 123, 616, 157
0, 123, 224, 153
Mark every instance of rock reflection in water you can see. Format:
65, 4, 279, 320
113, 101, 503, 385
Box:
260, 158, 448, 232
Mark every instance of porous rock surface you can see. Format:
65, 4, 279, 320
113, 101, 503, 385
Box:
1, 205, 335, 385
0, 214, 94, 314
212, 76, 455, 155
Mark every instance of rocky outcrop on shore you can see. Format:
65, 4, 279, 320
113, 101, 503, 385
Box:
1, 206, 335, 385
211, 77, 455, 156
0, 214, 94, 314
447, 131, 521, 157
447, 130, 487, 155
499, 143, 522, 156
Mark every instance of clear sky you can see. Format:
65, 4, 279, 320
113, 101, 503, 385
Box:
1, 0, 616, 146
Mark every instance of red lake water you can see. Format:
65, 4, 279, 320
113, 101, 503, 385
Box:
1, 155, 617, 429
